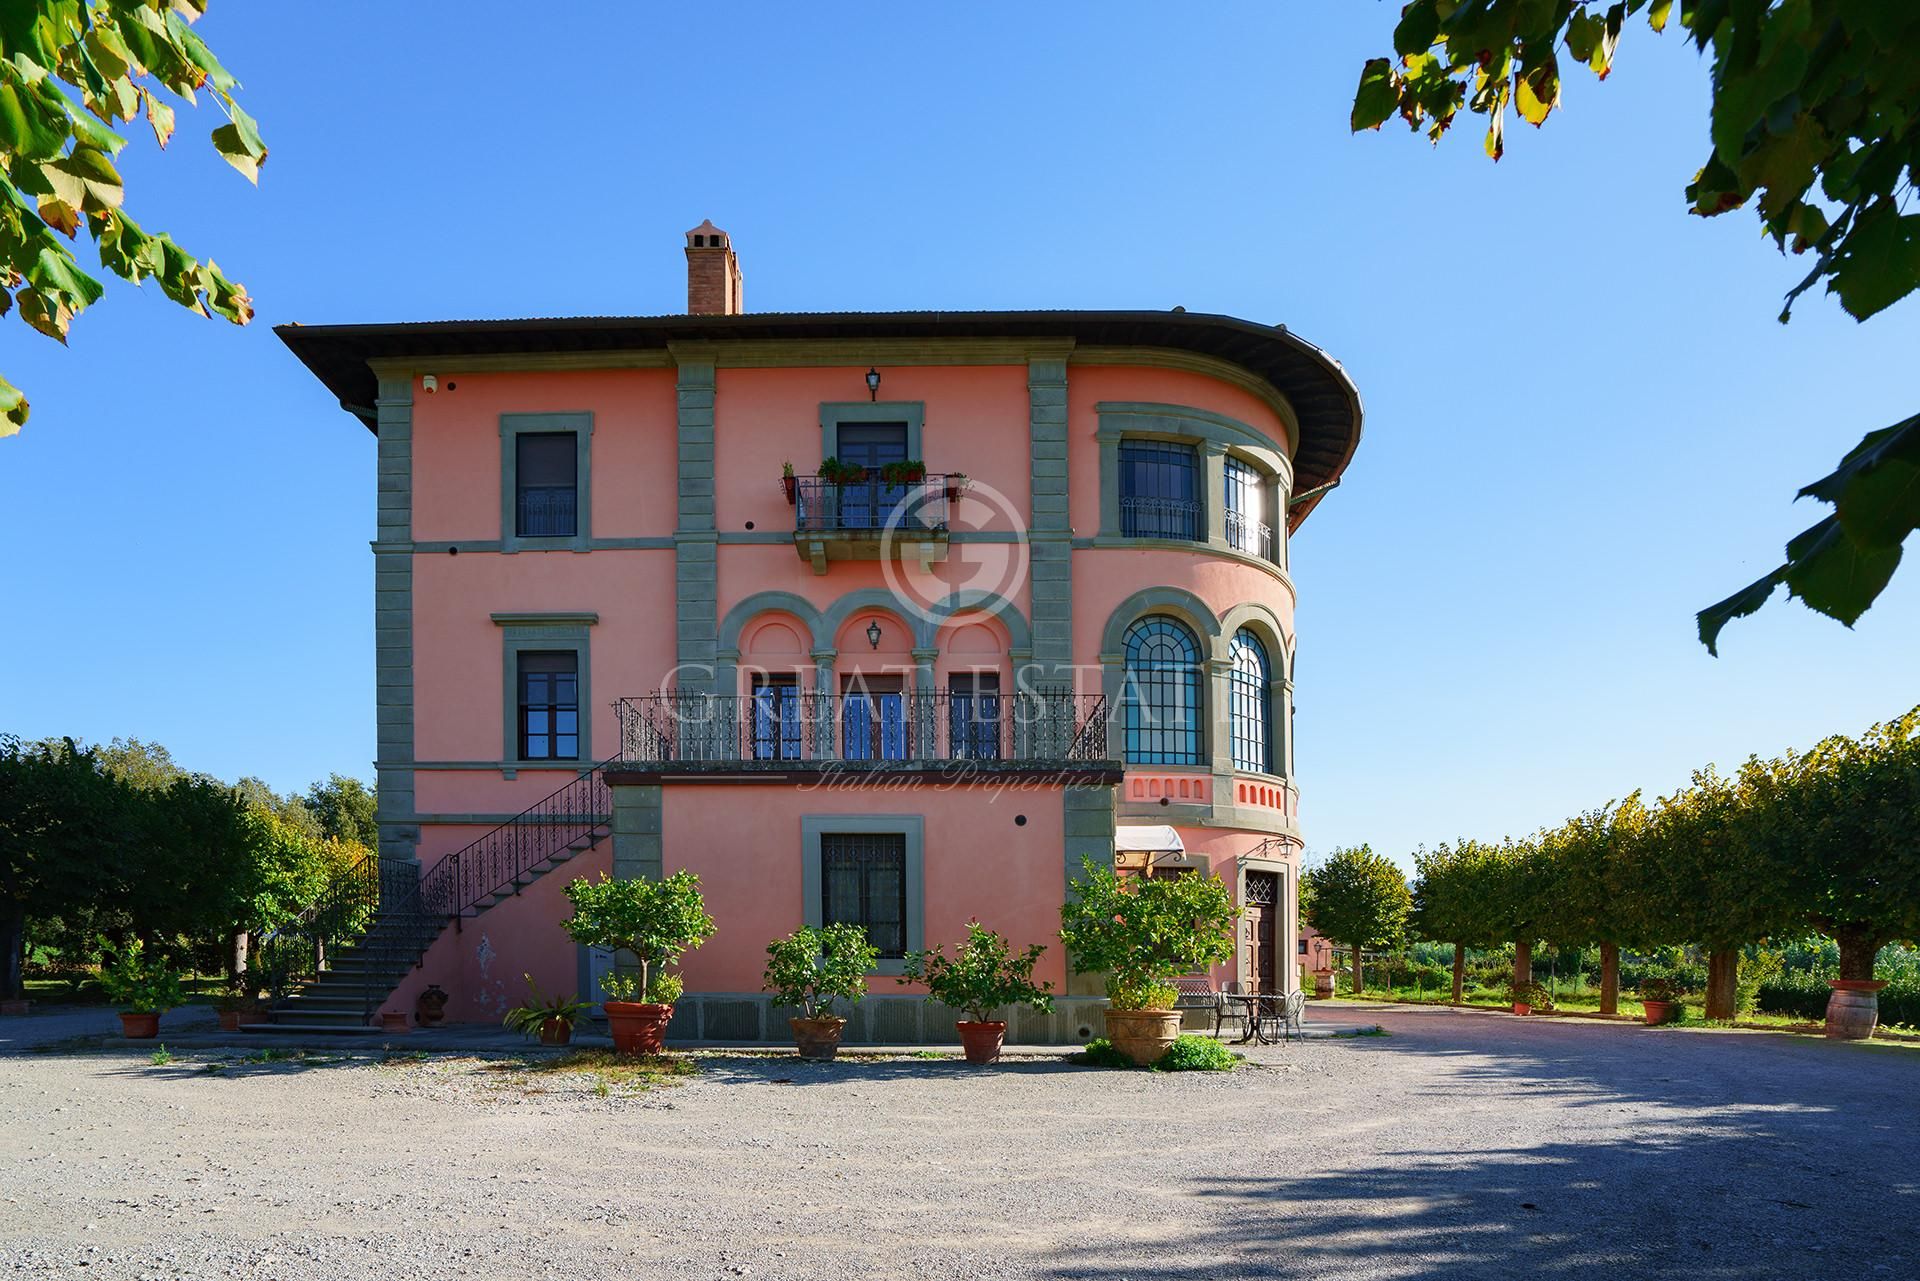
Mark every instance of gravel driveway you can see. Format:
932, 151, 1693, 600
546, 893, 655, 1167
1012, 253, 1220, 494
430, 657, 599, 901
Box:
2, 1003, 1913, 1280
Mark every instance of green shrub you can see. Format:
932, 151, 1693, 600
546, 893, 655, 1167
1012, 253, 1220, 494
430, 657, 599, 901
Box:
1059, 859, 1235, 1010
1157, 1035, 1237, 1072
1070, 1037, 1135, 1068
901, 922, 1052, 1022
98, 938, 183, 1014
562, 871, 715, 1005
764, 923, 879, 1020
502, 975, 592, 1041
1758, 977, 1920, 1028
1070, 1035, 1239, 1071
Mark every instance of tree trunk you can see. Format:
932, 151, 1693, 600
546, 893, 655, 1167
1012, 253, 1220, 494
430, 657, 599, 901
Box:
1451, 942, 1465, 1005
227, 929, 249, 981
1513, 939, 1532, 988
1835, 926, 1881, 981
1705, 948, 1738, 1021
0, 902, 25, 1001
1598, 942, 1620, 1017
1350, 942, 1365, 995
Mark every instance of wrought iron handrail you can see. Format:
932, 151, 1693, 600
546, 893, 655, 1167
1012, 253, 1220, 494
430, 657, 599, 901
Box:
794, 474, 954, 534
418, 758, 616, 924
1119, 495, 1204, 541
615, 689, 1111, 766
1224, 509, 1275, 562
253, 848, 380, 1000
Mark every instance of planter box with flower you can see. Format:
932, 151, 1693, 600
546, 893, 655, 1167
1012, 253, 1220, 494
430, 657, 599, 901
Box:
1508, 980, 1553, 1016
561, 870, 716, 1056
901, 922, 1054, 1065
503, 975, 593, 1046
1637, 976, 1686, 1025
98, 938, 184, 1040
1058, 859, 1238, 1066
763, 923, 879, 1060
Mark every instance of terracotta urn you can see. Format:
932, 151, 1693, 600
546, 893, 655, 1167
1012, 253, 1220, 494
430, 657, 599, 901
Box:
119, 1011, 160, 1039
538, 1017, 573, 1047
1103, 1008, 1181, 1066
956, 1020, 1007, 1065
605, 1001, 674, 1055
1641, 999, 1678, 1026
789, 1016, 846, 1061
416, 984, 450, 1027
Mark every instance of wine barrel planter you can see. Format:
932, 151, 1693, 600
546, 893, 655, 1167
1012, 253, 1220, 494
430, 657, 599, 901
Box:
1104, 1008, 1181, 1066
1825, 979, 1887, 1041
789, 1016, 846, 1061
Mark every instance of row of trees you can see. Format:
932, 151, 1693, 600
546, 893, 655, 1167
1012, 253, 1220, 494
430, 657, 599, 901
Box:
1307, 709, 1920, 1021
0, 734, 376, 1000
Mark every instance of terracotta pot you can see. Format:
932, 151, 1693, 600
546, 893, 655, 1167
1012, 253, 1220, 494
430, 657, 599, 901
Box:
1826, 979, 1888, 1041
0, 999, 31, 1016
956, 1020, 1007, 1065
782, 474, 797, 503
1512, 1003, 1531, 1017
119, 1011, 160, 1039
538, 1017, 574, 1047
789, 1016, 846, 1061
605, 1001, 674, 1055
217, 1009, 241, 1032
416, 984, 450, 1028
235, 1009, 272, 1027
379, 1011, 409, 1033
1642, 999, 1677, 1026
1104, 1008, 1181, 1066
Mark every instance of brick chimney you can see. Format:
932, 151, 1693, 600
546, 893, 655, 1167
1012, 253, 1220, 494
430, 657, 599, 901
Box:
685, 219, 743, 315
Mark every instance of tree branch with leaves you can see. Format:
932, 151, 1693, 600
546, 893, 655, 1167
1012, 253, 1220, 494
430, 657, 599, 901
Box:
1355, 1, 1920, 649
0, 0, 263, 433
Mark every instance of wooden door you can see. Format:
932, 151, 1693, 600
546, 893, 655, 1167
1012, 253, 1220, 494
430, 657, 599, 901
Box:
1246, 871, 1279, 994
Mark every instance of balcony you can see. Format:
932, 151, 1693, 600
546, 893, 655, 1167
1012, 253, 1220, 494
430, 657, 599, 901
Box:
614, 689, 1114, 775
1224, 509, 1275, 562
791, 474, 953, 574
1119, 495, 1204, 542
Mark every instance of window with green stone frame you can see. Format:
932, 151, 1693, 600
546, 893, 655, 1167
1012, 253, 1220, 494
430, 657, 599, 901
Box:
494, 613, 595, 767
500, 413, 593, 552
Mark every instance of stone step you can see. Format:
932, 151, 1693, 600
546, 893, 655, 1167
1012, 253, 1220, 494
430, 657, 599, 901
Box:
239, 1022, 386, 1037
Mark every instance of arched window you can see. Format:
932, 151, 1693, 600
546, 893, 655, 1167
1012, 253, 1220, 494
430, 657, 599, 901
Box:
1229, 629, 1272, 774
1123, 616, 1203, 765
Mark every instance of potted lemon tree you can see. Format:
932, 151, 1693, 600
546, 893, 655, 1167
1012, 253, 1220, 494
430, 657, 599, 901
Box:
763, 923, 879, 1061
1058, 859, 1237, 1066
562, 870, 716, 1055
98, 938, 183, 1040
902, 921, 1054, 1064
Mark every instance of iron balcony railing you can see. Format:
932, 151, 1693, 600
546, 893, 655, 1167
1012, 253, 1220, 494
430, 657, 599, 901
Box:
516, 486, 578, 539
1225, 509, 1275, 562
794, 474, 953, 535
616, 688, 1111, 767
1119, 495, 1204, 542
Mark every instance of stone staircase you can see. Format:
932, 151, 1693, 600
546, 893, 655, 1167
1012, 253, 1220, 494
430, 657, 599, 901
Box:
247, 766, 612, 1034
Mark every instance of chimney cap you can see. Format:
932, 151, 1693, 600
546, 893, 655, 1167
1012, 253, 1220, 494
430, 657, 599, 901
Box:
686, 219, 729, 249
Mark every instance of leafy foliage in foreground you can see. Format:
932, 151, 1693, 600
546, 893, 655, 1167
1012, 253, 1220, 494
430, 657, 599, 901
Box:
562, 871, 716, 1005
0, 1, 263, 431
1353, 2, 1920, 645
1059, 859, 1236, 1010
764, 922, 879, 1021
901, 921, 1053, 1023
1071, 1034, 1238, 1072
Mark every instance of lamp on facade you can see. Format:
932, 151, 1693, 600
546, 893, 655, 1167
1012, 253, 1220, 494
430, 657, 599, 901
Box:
866, 620, 883, 649
865, 367, 881, 401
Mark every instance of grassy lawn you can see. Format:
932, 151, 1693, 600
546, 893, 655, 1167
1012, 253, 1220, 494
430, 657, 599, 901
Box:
1333, 984, 1920, 1040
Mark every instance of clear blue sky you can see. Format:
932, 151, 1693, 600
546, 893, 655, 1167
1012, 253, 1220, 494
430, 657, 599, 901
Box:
3, 5, 1915, 867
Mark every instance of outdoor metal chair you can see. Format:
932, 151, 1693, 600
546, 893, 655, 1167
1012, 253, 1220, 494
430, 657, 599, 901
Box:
1212, 980, 1251, 1039
1259, 989, 1306, 1043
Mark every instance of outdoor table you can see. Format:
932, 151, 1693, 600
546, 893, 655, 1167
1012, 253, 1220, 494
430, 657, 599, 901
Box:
1226, 993, 1269, 1045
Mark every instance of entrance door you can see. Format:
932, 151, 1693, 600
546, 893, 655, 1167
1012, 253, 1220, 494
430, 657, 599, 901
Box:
1245, 870, 1279, 994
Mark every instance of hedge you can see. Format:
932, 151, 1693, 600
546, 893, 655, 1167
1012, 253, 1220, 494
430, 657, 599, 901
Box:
1757, 978, 1920, 1029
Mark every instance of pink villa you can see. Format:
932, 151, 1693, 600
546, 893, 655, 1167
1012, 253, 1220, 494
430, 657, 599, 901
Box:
276, 223, 1362, 1041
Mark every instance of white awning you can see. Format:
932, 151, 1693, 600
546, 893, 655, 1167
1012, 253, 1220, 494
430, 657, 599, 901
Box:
1114, 824, 1184, 853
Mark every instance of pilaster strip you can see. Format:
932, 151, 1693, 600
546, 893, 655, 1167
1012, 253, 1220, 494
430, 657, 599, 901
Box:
373, 375, 418, 864
1028, 356, 1073, 686
675, 359, 720, 679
